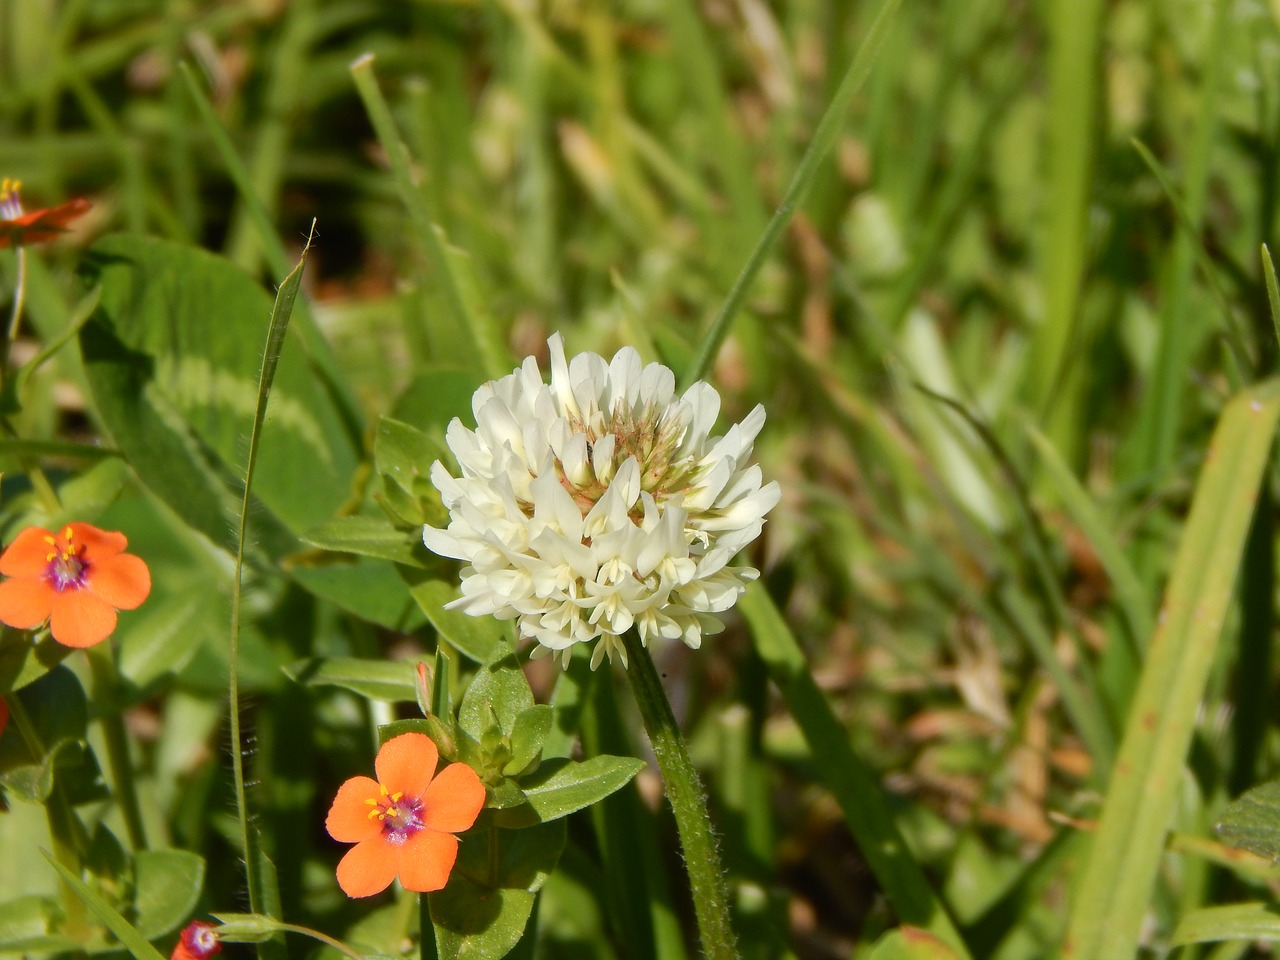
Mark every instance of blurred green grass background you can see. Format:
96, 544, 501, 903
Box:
4, 0, 1280, 957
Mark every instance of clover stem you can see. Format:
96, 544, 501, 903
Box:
621, 631, 739, 960
86, 642, 148, 851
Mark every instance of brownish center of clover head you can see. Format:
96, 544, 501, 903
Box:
552, 402, 701, 524
365, 783, 424, 845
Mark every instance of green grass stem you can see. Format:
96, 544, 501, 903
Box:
681, 0, 903, 389
1064, 379, 1280, 958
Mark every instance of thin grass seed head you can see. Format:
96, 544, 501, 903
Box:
424, 333, 780, 669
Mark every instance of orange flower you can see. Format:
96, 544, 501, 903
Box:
0, 699, 8, 739
0, 179, 91, 249
170, 921, 220, 960
326, 732, 485, 898
0, 523, 151, 648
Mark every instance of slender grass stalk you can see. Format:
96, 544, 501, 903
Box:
621, 630, 739, 960
1064, 379, 1280, 959
228, 223, 314, 959
681, 0, 903, 389
739, 586, 972, 958
349, 54, 509, 381
86, 642, 148, 851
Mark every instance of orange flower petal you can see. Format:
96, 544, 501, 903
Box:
0, 576, 56, 629
375, 732, 438, 800
395, 829, 459, 893
0, 197, 91, 249
326, 775, 384, 843
49, 590, 117, 648
335, 838, 397, 898
421, 762, 486, 833
87, 553, 151, 610
66, 523, 127, 564
0, 527, 55, 577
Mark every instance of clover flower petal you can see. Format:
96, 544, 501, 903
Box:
424, 333, 779, 668
0, 523, 151, 648
325, 732, 485, 898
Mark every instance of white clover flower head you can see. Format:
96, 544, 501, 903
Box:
423, 333, 780, 669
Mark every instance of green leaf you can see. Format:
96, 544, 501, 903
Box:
431, 882, 535, 960
0, 894, 73, 952
375, 416, 447, 494
1173, 902, 1280, 945
78, 234, 358, 556
504, 705, 553, 776
431, 821, 567, 960
291, 559, 426, 632
301, 515, 429, 567
866, 927, 963, 960
1217, 780, 1280, 861
407, 576, 505, 663
133, 850, 205, 940
494, 756, 645, 828
0, 634, 71, 694
285, 657, 418, 702
116, 594, 210, 701
458, 641, 533, 743
40, 852, 167, 960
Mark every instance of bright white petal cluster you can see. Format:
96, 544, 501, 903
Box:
423, 334, 780, 669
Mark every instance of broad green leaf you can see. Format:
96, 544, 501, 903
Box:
1173, 903, 1280, 945
494, 756, 645, 828
301, 515, 429, 567
432, 821, 567, 960
78, 234, 358, 556
286, 657, 418, 702
1065, 380, 1280, 959
0, 894, 74, 953
116, 594, 209, 701
133, 850, 205, 939
40, 853, 167, 960
1217, 781, 1280, 861
458, 641, 533, 743
0, 634, 70, 694
291, 559, 426, 632
391, 371, 482, 443
866, 927, 963, 960
431, 882, 534, 960
407, 576, 505, 663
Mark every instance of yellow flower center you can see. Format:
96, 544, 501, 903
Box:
44, 527, 87, 592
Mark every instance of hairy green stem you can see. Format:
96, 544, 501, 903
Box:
622, 631, 738, 960
86, 643, 148, 851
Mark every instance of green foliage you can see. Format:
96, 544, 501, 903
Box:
7, 0, 1280, 957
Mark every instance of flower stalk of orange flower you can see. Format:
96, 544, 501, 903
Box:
326, 732, 485, 899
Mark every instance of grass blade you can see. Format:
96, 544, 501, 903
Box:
227, 223, 315, 959
681, 0, 903, 389
349, 54, 509, 381
40, 852, 167, 960
1063, 379, 1280, 959
739, 585, 971, 959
